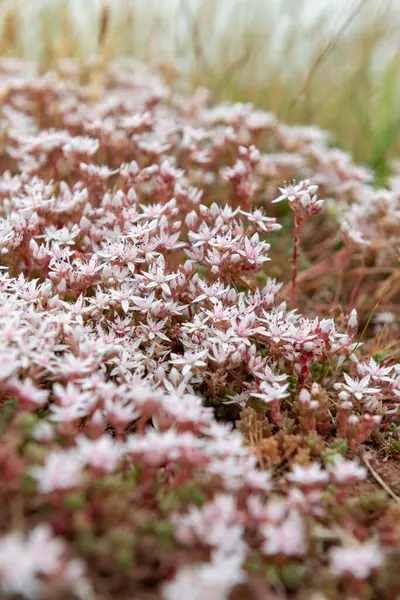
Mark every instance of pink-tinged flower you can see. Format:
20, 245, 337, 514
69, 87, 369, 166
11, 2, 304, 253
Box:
264, 499, 287, 523
120, 111, 153, 133
61, 559, 93, 599
63, 136, 99, 159
0, 525, 64, 598
157, 391, 213, 427
32, 421, 54, 442
272, 180, 317, 204
239, 208, 281, 232
79, 163, 118, 179
287, 463, 329, 487
0, 57, 398, 600
329, 542, 383, 579
139, 255, 179, 295
208, 342, 234, 364
172, 495, 244, 554
243, 468, 273, 491
252, 381, 290, 405
170, 350, 208, 376
76, 435, 122, 473
233, 315, 266, 342
126, 429, 204, 467
299, 388, 311, 404
104, 397, 140, 427
49, 382, 93, 422
237, 233, 271, 267
298, 192, 324, 215
339, 373, 380, 401
0, 349, 20, 380
348, 308, 358, 332
162, 550, 246, 600
49, 403, 89, 423
357, 357, 394, 383
139, 314, 171, 342
328, 456, 367, 484
44, 224, 81, 246
261, 509, 306, 556
0, 525, 91, 599
10, 378, 49, 409
50, 354, 98, 380
30, 450, 83, 493
272, 180, 323, 217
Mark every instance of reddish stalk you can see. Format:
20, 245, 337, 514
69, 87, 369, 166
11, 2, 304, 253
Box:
349, 258, 366, 310
291, 214, 301, 308
49, 152, 60, 181
280, 247, 347, 299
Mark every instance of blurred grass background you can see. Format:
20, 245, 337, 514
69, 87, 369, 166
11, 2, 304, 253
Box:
0, 0, 399, 177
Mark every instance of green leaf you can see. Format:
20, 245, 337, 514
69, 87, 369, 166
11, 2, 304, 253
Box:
0, 398, 17, 433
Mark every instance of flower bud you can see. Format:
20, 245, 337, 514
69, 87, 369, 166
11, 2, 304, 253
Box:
348, 308, 358, 333
299, 388, 311, 404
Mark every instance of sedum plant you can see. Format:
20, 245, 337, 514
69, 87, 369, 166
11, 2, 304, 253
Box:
0, 58, 398, 599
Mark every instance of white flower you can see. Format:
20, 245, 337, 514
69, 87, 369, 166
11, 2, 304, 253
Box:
0, 349, 20, 380
0, 525, 64, 598
272, 182, 306, 203
357, 357, 394, 383
287, 463, 329, 486
348, 308, 358, 331
63, 136, 99, 158
262, 509, 306, 556
170, 350, 208, 375
340, 373, 380, 401
172, 495, 245, 555
328, 456, 367, 484
30, 450, 83, 493
252, 381, 290, 404
330, 542, 383, 579
162, 551, 246, 600
32, 421, 54, 442
11, 377, 49, 407
76, 435, 122, 473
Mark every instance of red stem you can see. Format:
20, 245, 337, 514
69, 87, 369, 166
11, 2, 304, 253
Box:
291, 214, 301, 308
349, 257, 366, 310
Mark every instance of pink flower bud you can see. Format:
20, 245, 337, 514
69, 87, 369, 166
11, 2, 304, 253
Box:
299, 388, 311, 404
348, 308, 358, 332
185, 211, 198, 228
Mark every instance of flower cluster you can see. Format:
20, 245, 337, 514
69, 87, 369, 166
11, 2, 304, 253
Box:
0, 58, 398, 600
0, 526, 91, 599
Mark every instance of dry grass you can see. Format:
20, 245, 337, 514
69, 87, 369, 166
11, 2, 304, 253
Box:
1, 0, 400, 174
